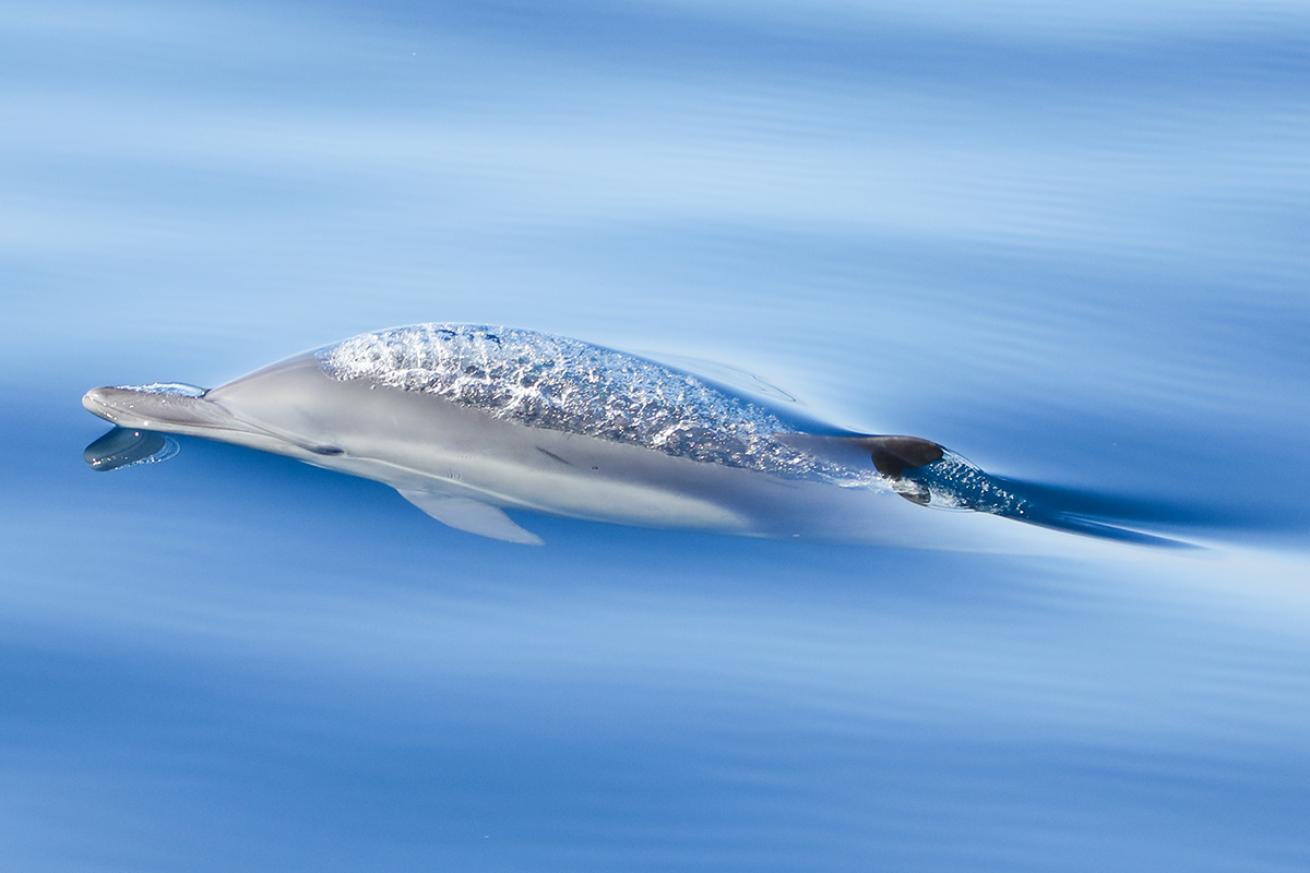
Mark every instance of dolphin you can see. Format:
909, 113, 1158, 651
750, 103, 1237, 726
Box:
80, 323, 1151, 546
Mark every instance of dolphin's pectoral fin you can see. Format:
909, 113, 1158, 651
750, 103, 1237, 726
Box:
396, 489, 544, 545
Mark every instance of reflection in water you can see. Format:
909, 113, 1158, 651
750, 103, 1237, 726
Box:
83, 427, 179, 472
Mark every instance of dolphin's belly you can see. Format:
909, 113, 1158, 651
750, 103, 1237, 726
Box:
337, 404, 778, 532
382, 450, 759, 531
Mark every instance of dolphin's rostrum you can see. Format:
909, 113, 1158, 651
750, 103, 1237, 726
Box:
82, 323, 1056, 546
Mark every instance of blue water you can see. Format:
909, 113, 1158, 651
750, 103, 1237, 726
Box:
4, 1, 1310, 870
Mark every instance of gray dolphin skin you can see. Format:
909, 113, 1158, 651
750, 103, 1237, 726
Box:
81, 323, 1041, 546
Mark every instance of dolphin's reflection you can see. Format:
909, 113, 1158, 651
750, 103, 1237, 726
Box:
84, 427, 179, 472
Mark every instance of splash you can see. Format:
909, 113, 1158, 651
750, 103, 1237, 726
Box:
909, 451, 1030, 516
902, 452, 1187, 547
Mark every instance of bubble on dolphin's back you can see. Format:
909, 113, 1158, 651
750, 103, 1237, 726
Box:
114, 382, 207, 397
316, 323, 867, 482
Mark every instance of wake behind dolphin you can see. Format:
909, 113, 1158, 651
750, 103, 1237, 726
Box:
81, 323, 1171, 546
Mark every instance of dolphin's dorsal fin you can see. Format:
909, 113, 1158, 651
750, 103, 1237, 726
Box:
396, 489, 544, 545
778, 432, 944, 475
862, 436, 944, 480
777, 432, 944, 505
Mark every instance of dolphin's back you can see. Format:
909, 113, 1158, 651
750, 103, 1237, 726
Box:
315, 323, 861, 482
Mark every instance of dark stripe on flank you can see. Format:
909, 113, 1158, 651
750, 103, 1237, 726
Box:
536, 446, 574, 466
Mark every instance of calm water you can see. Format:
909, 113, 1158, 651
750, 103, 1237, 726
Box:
3, 1, 1310, 870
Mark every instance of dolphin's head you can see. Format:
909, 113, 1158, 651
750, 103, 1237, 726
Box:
82, 378, 342, 459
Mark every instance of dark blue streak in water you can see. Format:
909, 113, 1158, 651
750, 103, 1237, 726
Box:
3, 1, 1310, 871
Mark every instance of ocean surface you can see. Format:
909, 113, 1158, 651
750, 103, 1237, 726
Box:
3, 1, 1309, 870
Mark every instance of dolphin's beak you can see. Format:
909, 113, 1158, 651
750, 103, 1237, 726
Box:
82, 387, 127, 424
83, 386, 167, 428
81, 384, 216, 431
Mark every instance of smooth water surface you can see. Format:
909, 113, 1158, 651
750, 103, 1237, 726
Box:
3, 1, 1309, 870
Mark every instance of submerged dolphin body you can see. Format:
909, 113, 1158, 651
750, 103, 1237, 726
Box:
81, 324, 1081, 546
